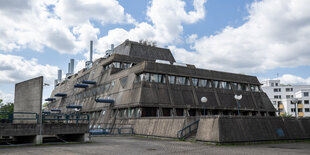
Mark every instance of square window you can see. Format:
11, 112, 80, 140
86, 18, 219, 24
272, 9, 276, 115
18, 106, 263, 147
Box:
304, 92, 309, 97
304, 100, 309, 104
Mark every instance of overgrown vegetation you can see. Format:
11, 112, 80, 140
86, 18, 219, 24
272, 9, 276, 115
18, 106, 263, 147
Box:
0, 99, 14, 119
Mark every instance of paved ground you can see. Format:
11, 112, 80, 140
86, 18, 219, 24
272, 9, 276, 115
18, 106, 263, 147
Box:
0, 136, 310, 155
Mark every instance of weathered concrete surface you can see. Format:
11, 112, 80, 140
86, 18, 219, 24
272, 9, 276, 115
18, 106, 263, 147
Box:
1, 136, 310, 155
14, 76, 43, 124
196, 116, 310, 143
133, 117, 197, 138
0, 124, 89, 137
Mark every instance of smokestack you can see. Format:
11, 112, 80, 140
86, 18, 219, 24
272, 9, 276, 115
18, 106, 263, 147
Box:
111, 44, 114, 51
70, 59, 74, 74
58, 69, 62, 81
90, 40, 93, 62
68, 63, 71, 74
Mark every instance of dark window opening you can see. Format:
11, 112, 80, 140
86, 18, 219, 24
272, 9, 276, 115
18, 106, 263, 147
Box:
176, 108, 184, 116
260, 112, 266, 116
141, 107, 157, 117
200, 109, 207, 115
188, 109, 196, 116
162, 108, 172, 116
241, 111, 248, 116
222, 111, 229, 115
210, 110, 219, 115
268, 112, 276, 116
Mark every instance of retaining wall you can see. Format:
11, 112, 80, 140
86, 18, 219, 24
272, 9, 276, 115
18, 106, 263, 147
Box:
196, 116, 310, 143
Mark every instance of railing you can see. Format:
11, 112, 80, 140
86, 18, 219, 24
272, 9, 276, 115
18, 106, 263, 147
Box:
89, 127, 134, 135
0, 112, 89, 124
43, 113, 89, 124
0, 112, 38, 123
177, 120, 200, 140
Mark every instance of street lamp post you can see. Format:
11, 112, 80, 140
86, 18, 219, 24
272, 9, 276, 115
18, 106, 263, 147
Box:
292, 98, 298, 118
201, 97, 208, 116
234, 94, 242, 116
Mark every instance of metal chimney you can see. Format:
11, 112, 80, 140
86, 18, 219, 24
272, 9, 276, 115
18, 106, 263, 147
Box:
68, 62, 71, 74
70, 59, 74, 74
90, 40, 93, 62
58, 69, 62, 81
111, 44, 114, 51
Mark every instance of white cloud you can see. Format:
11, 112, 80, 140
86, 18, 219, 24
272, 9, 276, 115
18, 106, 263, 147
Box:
0, 90, 14, 103
54, 0, 135, 26
172, 0, 310, 73
95, 0, 207, 57
277, 74, 310, 85
0, 0, 134, 54
0, 54, 58, 85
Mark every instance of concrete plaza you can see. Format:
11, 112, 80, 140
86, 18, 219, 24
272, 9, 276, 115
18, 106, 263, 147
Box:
0, 136, 309, 155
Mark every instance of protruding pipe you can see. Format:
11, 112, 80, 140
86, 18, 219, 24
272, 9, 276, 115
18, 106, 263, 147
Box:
70, 59, 74, 74
111, 44, 114, 51
58, 69, 62, 81
90, 40, 93, 62
68, 63, 71, 74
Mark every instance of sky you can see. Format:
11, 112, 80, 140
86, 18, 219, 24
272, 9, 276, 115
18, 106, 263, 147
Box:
0, 0, 310, 103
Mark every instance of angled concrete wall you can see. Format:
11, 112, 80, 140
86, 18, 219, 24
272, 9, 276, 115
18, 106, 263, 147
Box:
196, 116, 310, 143
14, 76, 43, 123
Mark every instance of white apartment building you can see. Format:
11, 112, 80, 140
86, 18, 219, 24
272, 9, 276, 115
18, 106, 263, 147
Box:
262, 80, 310, 117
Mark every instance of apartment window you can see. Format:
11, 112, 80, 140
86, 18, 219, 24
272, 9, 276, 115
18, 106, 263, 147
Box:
286, 88, 293, 92
251, 85, 260, 92
305, 108, 310, 112
175, 76, 190, 85
291, 108, 296, 112
213, 80, 219, 88
274, 88, 281, 92
275, 83, 279, 86
241, 83, 249, 91
221, 81, 231, 89
192, 78, 198, 86
274, 95, 281, 99
271, 83, 274, 87
150, 73, 165, 83
198, 79, 207, 87
168, 75, 176, 84
304, 100, 309, 104
304, 92, 309, 97
286, 95, 293, 99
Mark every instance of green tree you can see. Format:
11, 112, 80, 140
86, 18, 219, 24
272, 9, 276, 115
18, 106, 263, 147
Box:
42, 102, 49, 111
0, 102, 14, 113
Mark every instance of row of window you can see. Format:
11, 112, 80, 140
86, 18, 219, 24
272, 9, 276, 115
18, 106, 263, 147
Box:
75, 81, 114, 100
273, 88, 294, 92
103, 62, 133, 71
136, 72, 262, 92
291, 108, 310, 112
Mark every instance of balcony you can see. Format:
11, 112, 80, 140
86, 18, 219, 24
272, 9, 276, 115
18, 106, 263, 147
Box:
278, 104, 284, 109
298, 112, 304, 117
298, 104, 303, 108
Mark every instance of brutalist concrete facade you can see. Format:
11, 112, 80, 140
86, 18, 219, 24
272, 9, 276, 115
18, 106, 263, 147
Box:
47, 40, 276, 130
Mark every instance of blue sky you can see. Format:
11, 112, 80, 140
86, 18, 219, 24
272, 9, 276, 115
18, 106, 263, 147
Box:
0, 0, 310, 103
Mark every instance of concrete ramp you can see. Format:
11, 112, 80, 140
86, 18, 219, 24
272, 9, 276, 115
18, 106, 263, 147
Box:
196, 116, 310, 143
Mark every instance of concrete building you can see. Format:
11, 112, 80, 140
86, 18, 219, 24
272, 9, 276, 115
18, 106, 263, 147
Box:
47, 40, 276, 128
43, 40, 310, 143
261, 80, 310, 117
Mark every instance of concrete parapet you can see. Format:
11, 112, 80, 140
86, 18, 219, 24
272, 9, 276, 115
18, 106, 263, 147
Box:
133, 117, 197, 138
196, 116, 310, 143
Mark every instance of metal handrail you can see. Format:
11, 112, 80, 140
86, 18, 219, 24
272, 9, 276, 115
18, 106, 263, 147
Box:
43, 113, 90, 124
0, 111, 38, 123
89, 127, 134, 135
177, 120, 200, 139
